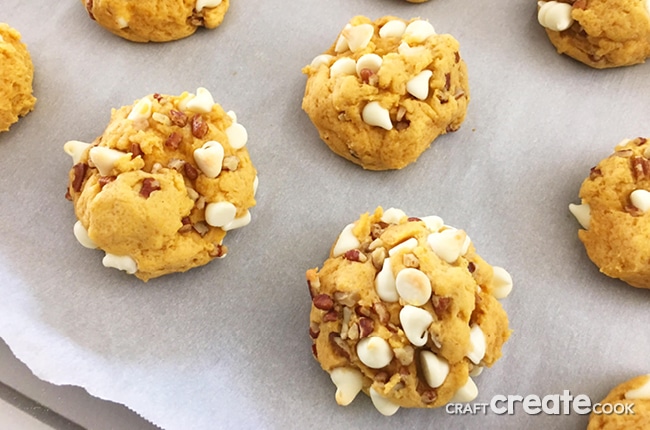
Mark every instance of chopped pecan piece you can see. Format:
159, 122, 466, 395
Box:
131, 143, 143, 158
165, 132, 183, 149
358, 317, 375, 338
99, 176, 116, 188
631, 156, 650, 181
191, 114, 208, 138
312, 294, 334, 311
140, 178, 161, 198
72, 163, 88, 192
432, 296, 452, 318
589, 166, 602, 180
329, 333, 351, 359
184, 162, 199, 180
169, 110, 188, 127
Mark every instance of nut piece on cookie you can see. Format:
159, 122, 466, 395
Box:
307, 207, 511, 414
302, 16, 470, 170
587, 375, 650, 429
537, 0, 650, 68
0, 23, 36, 132
82, 0, 230, 42
64, 88, 258, 281
569, 137, 650, 288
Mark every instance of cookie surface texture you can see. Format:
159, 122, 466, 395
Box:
64, 88, 257, 281
587, 374, 650, 429
0, 23, 36, 132
538, 0, 650, 68
82, 0, 230, 42
302, 16, 470, 170
307, 207, 512, 414
570, 137, 650, 289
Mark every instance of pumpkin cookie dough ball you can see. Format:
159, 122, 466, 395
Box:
307, 207, 512, 415
587, 374, 650, 429
82, 0, 229, 42
0, 24, 36, 132
64, 88, 258, 281
570, 137, 650, 288
537, 0, 650, 68
302, 16, 470, 170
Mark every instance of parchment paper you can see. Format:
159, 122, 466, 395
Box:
2, 1, 650, 429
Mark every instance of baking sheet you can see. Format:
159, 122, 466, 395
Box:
2, 1, 650, 429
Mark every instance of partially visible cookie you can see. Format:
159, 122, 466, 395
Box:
587, 375, 650, 429
0, 23, 36, 133
307, 207, 512, 415
570, 137, 650, 288
82, 0, 230, 42
64, 88, 258, 281
302, 16, 470, 170
537, 0, 650, 68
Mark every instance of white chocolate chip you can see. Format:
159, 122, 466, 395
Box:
127, 97, 152, 121
205, 201, 237, 227
537, 1, 574, 32
196, 0, 222, 12
369, 387, 400, 416
568, 203, 590, 230
330, 367, 364, 406
343, 23, 374, 53
631, 189, 650, 213
330, 58, 357, 78
335, 24, 352, 53
332, 223, 360, 257
451, 377, 479, 403
397, 41, 426, 57
421, 215, 444, 232
492, 266, 513, 299
152, 112, 171, 126
253, 175, 259, 196
193, 141, 225, 179
116, 17, 128, 28
381, 208, 406, 224
427, 228, 467, 263
310, 54, 334, 69
222, 210, 251, 231
186, 87, 215, 114
375, 257, 399, 302
469, 366, 484, 377
226, 110, 237, 122
177, 92, 194, 111
625, 377, 650, 400
467, 324, 486, 365
379, 20, 406, 38
356, 336, 393, 369
102, 253, 137, 275
395, 268, 432, 306
73, 221, 97, 249
64, 140, 92, 164
461, 234, 471, 256
89, 146, 129, 176
399, 305, 434, 347
420, 351, 450, 388
388, 237, 418, 257
406, 70, 433, 101
403, 20, 436, 44
355, 53, 382, 77
362, 101, 393, 130
226, 122, 248, 149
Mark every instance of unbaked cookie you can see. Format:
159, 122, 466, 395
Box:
82, 0, 229, 42
0, 23, 36, 132
302, 16, 470, 170
587, 374, 650, 429
570, 137, 650, 289
307, 207, 512, 415
64, 88, 258, 281
537, 0, 650, 68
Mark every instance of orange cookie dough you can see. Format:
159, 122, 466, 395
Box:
302, 16, 470, 170
0, 23, 36, 132
537, 0, 650, 68
587, 375, 650, 429
82, 0, 229, 42
64, 88, 258, 281
307, 207, 512, 415
570, 137, 650, 288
